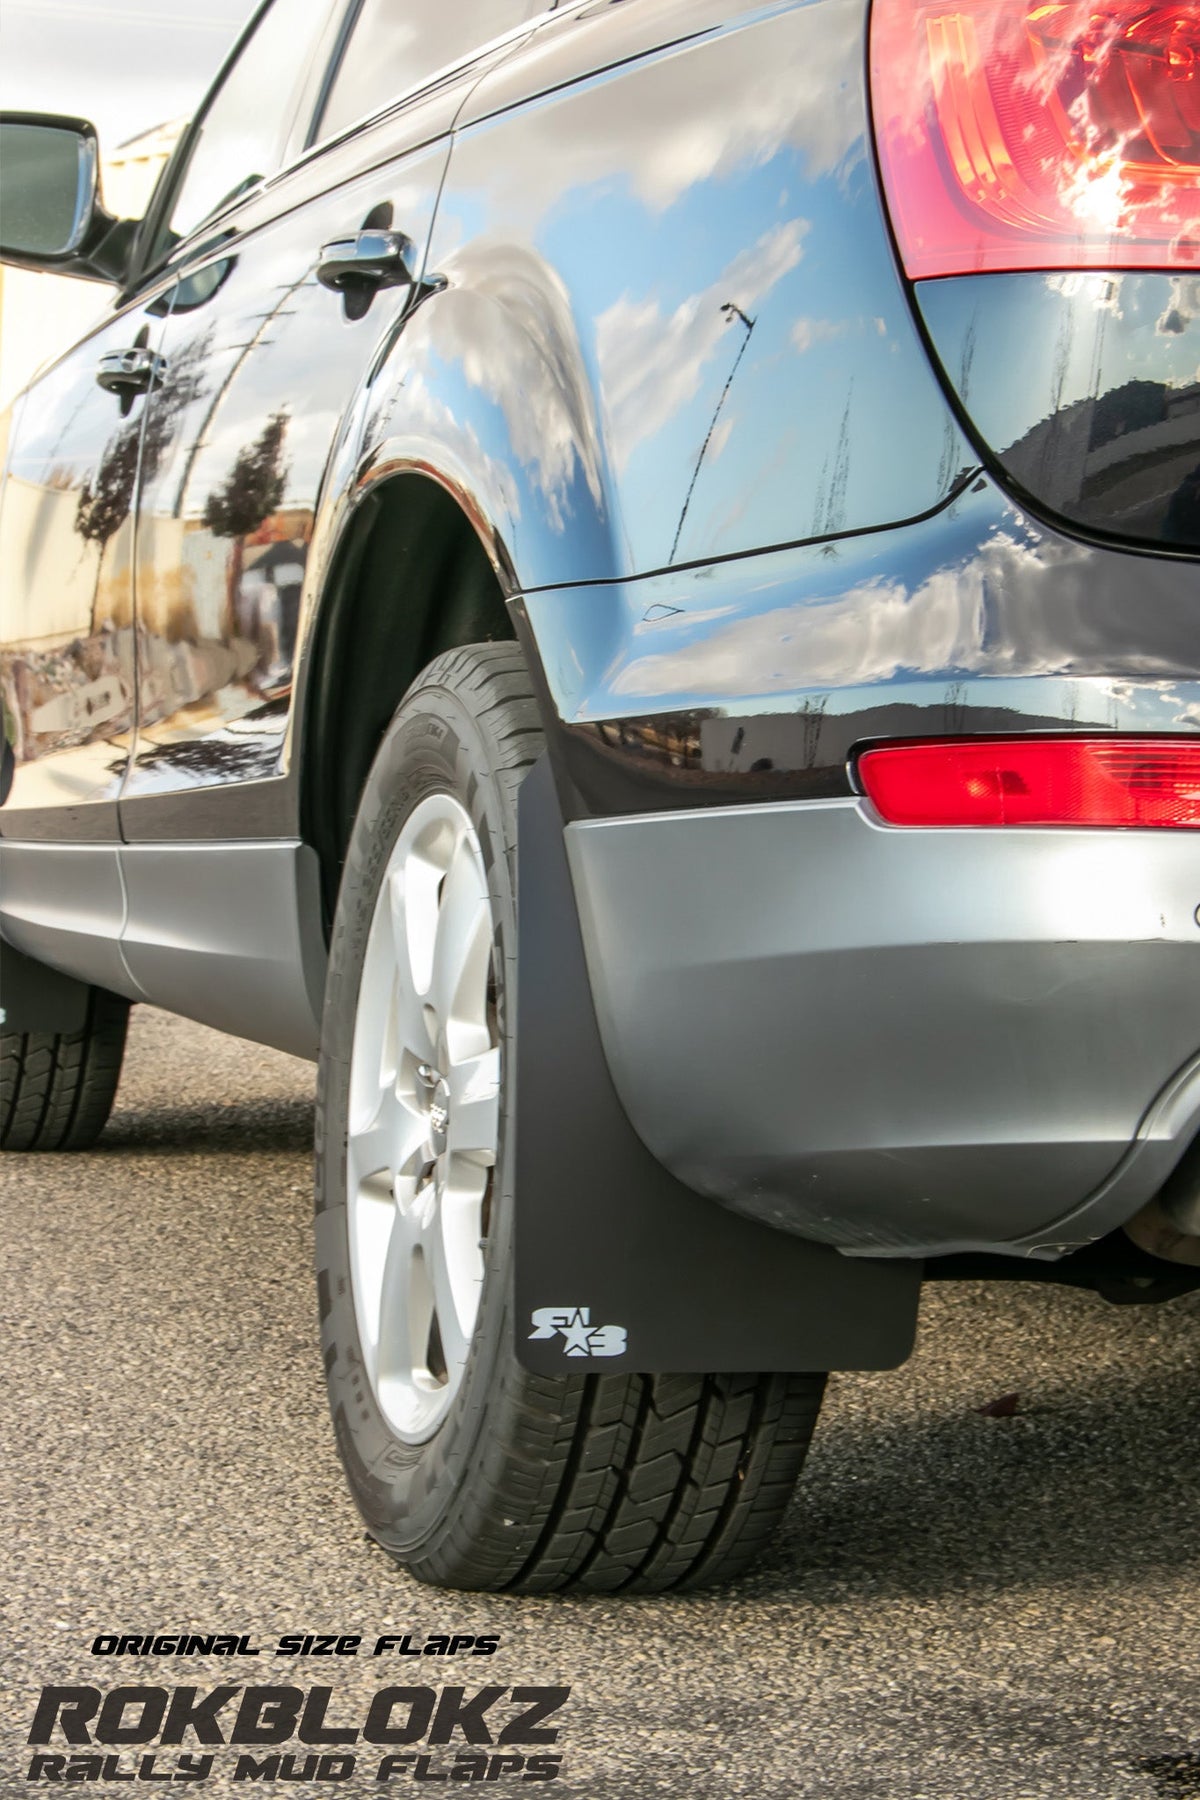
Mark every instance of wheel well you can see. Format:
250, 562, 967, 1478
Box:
302, 474, 516, 925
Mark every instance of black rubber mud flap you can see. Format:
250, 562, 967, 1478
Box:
0, 939, 91, 1033
515, 756, 922, 1375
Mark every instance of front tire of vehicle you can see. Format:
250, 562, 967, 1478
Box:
0, 989, 130, 1152
316, 643, 826, 1592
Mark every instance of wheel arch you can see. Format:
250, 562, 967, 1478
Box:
295, 252, 626, 924
350, 258, 624, 593
298, 467, 522, 927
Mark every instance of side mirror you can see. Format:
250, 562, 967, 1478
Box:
0, 112, 135, 284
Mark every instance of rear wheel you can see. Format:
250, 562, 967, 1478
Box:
316, 643, 825, 1591
0, 988, 130, 1152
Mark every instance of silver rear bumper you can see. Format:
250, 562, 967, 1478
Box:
565, 799, 1200, 1257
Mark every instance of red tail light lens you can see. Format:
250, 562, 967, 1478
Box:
871, 1, 1200, 275
857, 737, 1200, 825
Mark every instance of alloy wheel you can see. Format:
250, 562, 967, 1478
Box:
346, 792, 498, 1442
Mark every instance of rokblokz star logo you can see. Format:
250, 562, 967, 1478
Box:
528, 1307, 627, 1357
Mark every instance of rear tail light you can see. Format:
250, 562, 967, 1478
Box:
857, 737, 1200, 825
870, 1, 1200, 275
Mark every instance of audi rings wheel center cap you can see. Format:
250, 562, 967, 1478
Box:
419, 1065, 452, 1157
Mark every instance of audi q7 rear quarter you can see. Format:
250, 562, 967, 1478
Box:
1, 0, 1199, 1594
507, 0, 1200, 1272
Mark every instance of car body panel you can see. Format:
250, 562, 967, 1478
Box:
356, 0, 973, 590
566, 795, 1200, 1256
0, 840, 136, 997
520, 475, 1200, 819
0, 293, 169, 840
118, 62, 502, 841
118, 838, 325, 1056
0, 0, 1197, 1267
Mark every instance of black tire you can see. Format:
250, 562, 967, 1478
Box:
0, 988, 130, 1152
316, 643, 825, 1592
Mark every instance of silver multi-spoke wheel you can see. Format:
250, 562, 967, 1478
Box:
347, 791, 498, 1442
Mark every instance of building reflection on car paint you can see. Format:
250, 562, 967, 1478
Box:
125, 256, 315, 797
521, 474, 1200, 818
0, 326, 154, 828
116, 132, 450, 829
919, 272, 1200, 555
0, 303, 311, 809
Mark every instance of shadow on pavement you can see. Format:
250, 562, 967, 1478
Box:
755, 1318, 1200, 1602
96, 1096, 315, 1155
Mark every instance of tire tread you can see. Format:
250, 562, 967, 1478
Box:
0, 989, 129, 1152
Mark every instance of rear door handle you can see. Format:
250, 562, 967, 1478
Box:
316, 229, 417, 293
95, 347, 167, 396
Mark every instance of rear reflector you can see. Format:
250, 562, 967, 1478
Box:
871, 1, 1200, 275
857, 737, 1200, 825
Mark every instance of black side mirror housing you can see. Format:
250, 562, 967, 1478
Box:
0, 111, 138, 285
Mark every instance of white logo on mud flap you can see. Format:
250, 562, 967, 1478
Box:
529, 1306, 627, 1358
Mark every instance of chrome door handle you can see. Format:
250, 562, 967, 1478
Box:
95, 347, 167, 396
316, 229, 417, 293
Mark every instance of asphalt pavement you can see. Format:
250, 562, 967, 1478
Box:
2, 1007, 1198, 1799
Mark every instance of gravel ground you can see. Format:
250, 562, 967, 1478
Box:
1, 1007, 1198, 1800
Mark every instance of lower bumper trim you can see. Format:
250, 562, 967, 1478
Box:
566, 797, 1200, 1257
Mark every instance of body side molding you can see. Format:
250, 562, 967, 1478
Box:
118, 839, 326, 1059
0, 841, 137, 1000
0, 838, 326, 1058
